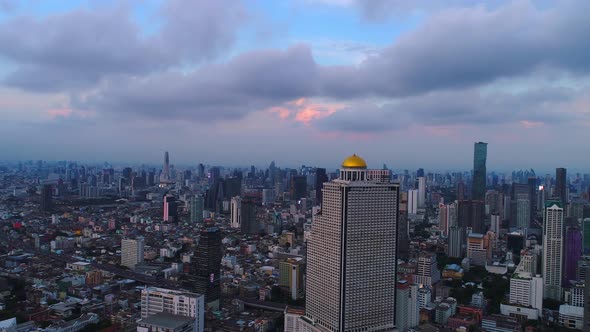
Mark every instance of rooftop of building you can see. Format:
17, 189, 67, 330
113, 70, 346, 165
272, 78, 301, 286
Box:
139, 312, 194, 329
341, 154, 367, 169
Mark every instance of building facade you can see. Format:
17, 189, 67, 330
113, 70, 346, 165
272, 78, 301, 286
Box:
543, 201, 564, 301
300, 154, 399, 331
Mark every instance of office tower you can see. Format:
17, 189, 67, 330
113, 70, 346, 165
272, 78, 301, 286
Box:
224, 177, 241, 199
408, 284, 420, 328
508, 272, 543, 314
290, 175, 307, 200
415, 252, 441, 287
564, 226, 582, 286
543, 200, 564, 301
457, 181, 465, 201
163, 194, 178, 222
240, 198, 259, 234
490, 214, 500, 235
230, 196, 241, 229
485, 190, 502, 215
185, 228, 222, 310
190, 195, 204, 223
408, 189, 418, 215
511, 183, 531, 229
448, 226, 464, 258
556, 168, 567, 206
584, 266, 590, 331
528, 177, 537, 221
458, 200, 485, 234
121, 237, 144, 269
584, 218, 590, 255
301, 154, 399, 331
279, 259, 305, 300
472, 142, 488, 201
161, 151, 170, 182
40, 184, 53, 212
140, 287, 204, 332
439, 204, 449, 236
315, 168, 328, 205
262, 188, 275, 205
418, 176, 426, 208
396, 280, 410, 332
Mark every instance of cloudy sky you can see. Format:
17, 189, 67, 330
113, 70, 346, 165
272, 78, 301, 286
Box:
0, 0, 589, 171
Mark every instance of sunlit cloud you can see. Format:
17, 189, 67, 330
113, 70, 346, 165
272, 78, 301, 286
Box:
519, 120, 544, 129
46, 108, 95, 120
269, 98, 345, 125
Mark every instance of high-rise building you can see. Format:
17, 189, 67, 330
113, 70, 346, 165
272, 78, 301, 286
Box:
508, 272, 543, 315
140, 287, 204, 332
448, 226, 464, 258
511, 183, 531, 229
472, 142, 488, 201
121, 237, 144, 269
40, 184, 53, 212
230, 196, 242, 229
418, 176, 426, 208
408, 284, 420, 328
184, 228, 222, 310
240, 199, 259, 234
190, 195, 204, 223
414, 252, 441, 287
584, 218, 590, 255
396, 280, 410, 332
279, 259, 305, 301
439, 204, 449, 237
528, 177, 537, 222
556, 168, 567, 207
458, 200, 485, 234
290, 175, 307, 200
564, 226, 582, 286
543, 200, 564, 301
301, 154, 399, 331
163, 194, 178, 222
583, 266, 590, 331
315, 168, 328, 205
408, 189, 418, 215
160, 151, 171, 184
467, 233, 489, 266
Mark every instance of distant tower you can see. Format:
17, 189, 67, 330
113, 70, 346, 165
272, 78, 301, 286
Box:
40, 184, 53, 212
418, 176, 426, 208
162, 151, 170, 182
190, 195, 204, 223
472, 142, 488, 201
555, 168, 567, 206
543, 200, 564, 301
315, 168, 328, 205
163, 194, 178, 222
185, 227, 222, 310
301, 154, 399, 331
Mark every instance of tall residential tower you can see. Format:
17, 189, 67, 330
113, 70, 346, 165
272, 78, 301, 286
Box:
472, 142, 487, 201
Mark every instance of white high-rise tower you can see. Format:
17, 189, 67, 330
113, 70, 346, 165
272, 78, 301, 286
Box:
300, 154, 399, 331
543, 200, 564, 301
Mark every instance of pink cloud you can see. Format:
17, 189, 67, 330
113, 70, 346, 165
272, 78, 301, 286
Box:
269, 98, 344, 125
520, 120, 544, 128
47, 108, 73, 119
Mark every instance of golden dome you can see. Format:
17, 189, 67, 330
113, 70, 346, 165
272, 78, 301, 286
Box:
341, 154, 367, 169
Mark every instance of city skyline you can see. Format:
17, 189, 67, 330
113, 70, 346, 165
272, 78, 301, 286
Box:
1, 0, 590, 169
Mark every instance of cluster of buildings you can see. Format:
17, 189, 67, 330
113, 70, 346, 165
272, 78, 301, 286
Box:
0, 145, 590, 331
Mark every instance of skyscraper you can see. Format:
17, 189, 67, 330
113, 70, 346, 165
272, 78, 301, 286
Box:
458, 200, 485, 234
161, 151, 171, 184
40, 184, 53, 212
543, 200, 564, 301
185, 228, 222, 310
556, 168, 567, 206
584, 218, 590, 255
472, 142, 488, 201
290, 175, 307, 200
315, 167, 328, 205
564, 226, 582, 286
408, 189, 418, 215
418, 176, 426, 208
448, 226, 464, 258
121, 237, 144, 269
190, 195, 204, 223
301, 154, 399, 331
163, 194, 178, 222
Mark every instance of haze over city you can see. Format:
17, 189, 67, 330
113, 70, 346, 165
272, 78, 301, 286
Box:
1, 0, 589, 169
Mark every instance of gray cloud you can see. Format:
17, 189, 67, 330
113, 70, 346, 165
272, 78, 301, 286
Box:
322, 1, 590, 98
0, 0, 247, 92
317, 87, 582, 133
80, 45, 319, 121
